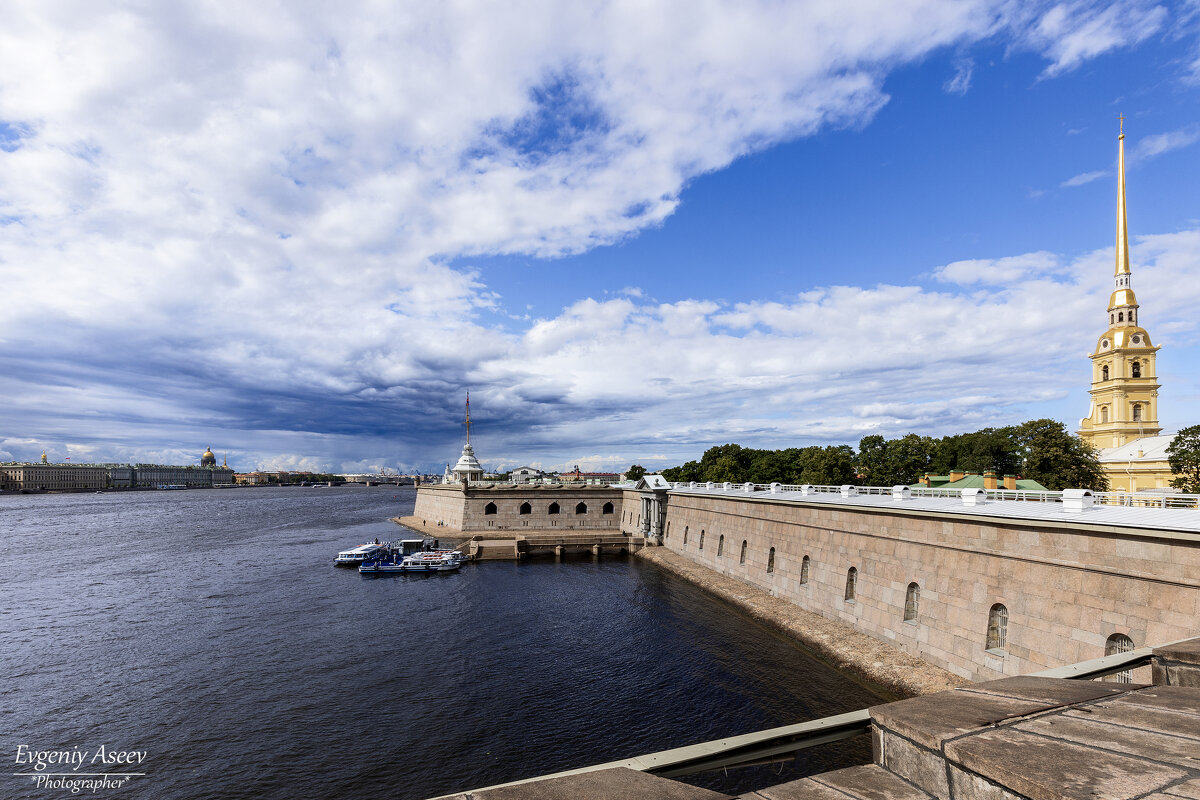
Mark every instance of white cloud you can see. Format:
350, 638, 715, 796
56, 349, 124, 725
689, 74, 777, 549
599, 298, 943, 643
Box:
1133, 126, 1200, 160
1061, 169, 1109, 187
0, 1, 1192, 471
1015, 1, 1167, 79
931, 251, 1061, 284
944, 57, 974, 94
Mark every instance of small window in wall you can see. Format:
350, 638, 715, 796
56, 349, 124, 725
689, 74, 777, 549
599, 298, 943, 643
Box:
717, 535, 724, 557
519, 502, 532, 515
575, 502, 587, 515
800, 555, 810, 584
484, 502, 497, 515
845, 567, 857, 601
1131, 361, 1142, 378
767, 547, 776, 573
1101, 365, 1109, 381
904, 582, 920, 622
1105, 634, 1135, 683
986, 604, 1008, 652
1101, 406, 1109, 423
699, 531, 705, 550
1110, 314, 1114, 324
602, 502, 614, 515
683, 527, 688, 545
1132, 403, 1142, 421
739, 540, 747, 564
548, 502, 560, 515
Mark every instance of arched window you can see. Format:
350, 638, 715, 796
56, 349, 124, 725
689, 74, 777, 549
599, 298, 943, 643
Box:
767, 547, 776, 573
739, 540, 747, 564
484, 502, 497, 515
845, 567, 857, 601
717, 535, 724, 557
1118, 311, 1124, 322
1101, 406, 1109, 423
602, 502, 614, 515
904, 582, 920, 622
548, 502, 560, 515
986, 604, 1008, 652
1110, 314, 1114, 324
575, 502, 587, 515
800, 555, 810, 584
1131, 361, 1141, 378
519, 502, 531, 515
1105, 633, 1135, 683
699, 531, 705, 550
1102, 365, 1109, 381
1132, 404, 1142, 421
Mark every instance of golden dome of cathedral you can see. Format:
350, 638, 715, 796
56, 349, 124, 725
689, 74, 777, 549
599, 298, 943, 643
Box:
201, 446, 217, 467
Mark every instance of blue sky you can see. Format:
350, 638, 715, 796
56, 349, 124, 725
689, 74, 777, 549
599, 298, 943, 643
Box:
1, 1, 1198, 474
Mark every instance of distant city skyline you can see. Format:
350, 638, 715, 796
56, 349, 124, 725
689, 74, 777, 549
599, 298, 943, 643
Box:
2, 2, 1198, 474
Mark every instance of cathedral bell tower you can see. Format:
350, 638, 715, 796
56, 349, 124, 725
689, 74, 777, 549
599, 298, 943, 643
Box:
1078, 119, 1162, 450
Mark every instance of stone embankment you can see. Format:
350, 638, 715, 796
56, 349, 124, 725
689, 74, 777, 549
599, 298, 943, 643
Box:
636, 547, 965, 699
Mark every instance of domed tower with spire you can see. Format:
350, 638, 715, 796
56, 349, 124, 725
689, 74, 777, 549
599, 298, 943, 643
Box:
1078, 118, 1162, 452
201, 446, 217, 467
451, 392, 484, 484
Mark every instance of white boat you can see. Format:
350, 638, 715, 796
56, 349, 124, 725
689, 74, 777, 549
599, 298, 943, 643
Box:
334, 542, 387, 567
358, 550, 466, 574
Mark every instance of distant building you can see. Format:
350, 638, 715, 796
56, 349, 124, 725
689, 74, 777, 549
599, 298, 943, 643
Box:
556, 465, 621, 485
913, 471, 1047, 492
0, 463, 108, 491
509, 466, 545, 484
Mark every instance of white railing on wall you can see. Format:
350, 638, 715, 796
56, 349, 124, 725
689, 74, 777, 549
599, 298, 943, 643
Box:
662, 481, 1200, 510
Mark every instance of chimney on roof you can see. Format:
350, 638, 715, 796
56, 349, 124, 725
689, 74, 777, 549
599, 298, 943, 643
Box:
949, 469, 965, 482
1003, 474, 1017, 490
983, 470, 998, 490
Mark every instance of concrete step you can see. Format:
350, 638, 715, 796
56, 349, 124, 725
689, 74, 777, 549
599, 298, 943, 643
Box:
739, 764, 933, 800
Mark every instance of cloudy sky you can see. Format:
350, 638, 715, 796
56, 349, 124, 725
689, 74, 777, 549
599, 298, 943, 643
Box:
2, 1, 1199, 474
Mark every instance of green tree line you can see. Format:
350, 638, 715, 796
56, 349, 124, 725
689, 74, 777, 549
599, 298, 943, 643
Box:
657, 418, 1108, 491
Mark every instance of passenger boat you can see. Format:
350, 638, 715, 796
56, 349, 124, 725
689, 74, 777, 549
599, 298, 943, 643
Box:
334, 543, 387, 567
358, 550, 467, 574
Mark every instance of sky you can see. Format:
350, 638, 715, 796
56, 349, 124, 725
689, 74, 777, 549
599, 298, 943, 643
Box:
1, 1, 1199, 475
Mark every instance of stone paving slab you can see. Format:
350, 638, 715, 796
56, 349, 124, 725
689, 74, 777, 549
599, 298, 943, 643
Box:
943, 728, 1188, 800
955, 675, 1143, 705
464, 767, 733, 800
1016, 711, 1200, 770
1062, 701, 1200, 741
740, 776, 849, 800
1155, 640, 1200, 666
811, 764, 933, 800
1165, 778, 1200, 799
1109, 685, 1200, 716
870, 691, 1060, 750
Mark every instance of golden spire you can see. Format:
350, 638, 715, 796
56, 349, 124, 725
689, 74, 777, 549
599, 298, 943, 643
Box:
465, 391, 471, 445
1115, 115, 1131, 277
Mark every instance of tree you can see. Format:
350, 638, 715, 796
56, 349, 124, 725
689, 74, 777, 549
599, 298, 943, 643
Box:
1015, 419, 1108, 491
624, 464, 647, 482
1167, 425, 1200, 493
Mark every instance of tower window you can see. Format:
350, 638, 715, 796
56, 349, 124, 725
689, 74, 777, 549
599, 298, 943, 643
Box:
904, 582, 920, 622
683, 526, 688, 545
1110, 314, 1114, 324
845, 567, 857, 601
1132, 404, 1142, 421
986, 604, 1008, 652
1101, 365, 1109, 381
767, 547, 776, 573
800, 555, 810, 584
1118, 312, 1124, 322
717, 535, 724, 557
739, 540, 747, 564
484, 502, 497, 515
1101, 406, 1109, 423
1105, 634, 1135, 683
1131, 361, 1141, 378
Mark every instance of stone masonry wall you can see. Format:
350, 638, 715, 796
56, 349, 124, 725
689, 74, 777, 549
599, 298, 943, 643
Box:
414, 484, 623, 532
649, 490, 1200, 683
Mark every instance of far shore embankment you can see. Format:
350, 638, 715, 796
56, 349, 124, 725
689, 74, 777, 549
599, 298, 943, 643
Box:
635, 547, 966, 699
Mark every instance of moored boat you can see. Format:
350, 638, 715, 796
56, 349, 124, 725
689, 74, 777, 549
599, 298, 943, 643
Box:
358, 550, 466, 574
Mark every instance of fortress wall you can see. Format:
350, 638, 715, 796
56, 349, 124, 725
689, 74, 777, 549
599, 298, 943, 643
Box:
414, 484, 624, 532
656, 491, 1200, 682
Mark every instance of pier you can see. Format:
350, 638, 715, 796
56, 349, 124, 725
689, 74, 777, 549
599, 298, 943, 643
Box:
395, 516, 643, 559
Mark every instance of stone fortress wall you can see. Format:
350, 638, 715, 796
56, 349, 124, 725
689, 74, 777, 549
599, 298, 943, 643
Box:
621, 486, 1200, 683
413, 483, 624, 532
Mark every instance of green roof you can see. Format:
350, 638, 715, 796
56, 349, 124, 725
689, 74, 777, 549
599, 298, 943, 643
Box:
910, 474, 1048, 491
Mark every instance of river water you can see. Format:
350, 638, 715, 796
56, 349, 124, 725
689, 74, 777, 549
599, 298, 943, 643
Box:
0, 486, 880, 799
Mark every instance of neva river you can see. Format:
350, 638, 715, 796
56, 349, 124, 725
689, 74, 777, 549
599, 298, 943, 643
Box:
0, 487, 880, 799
